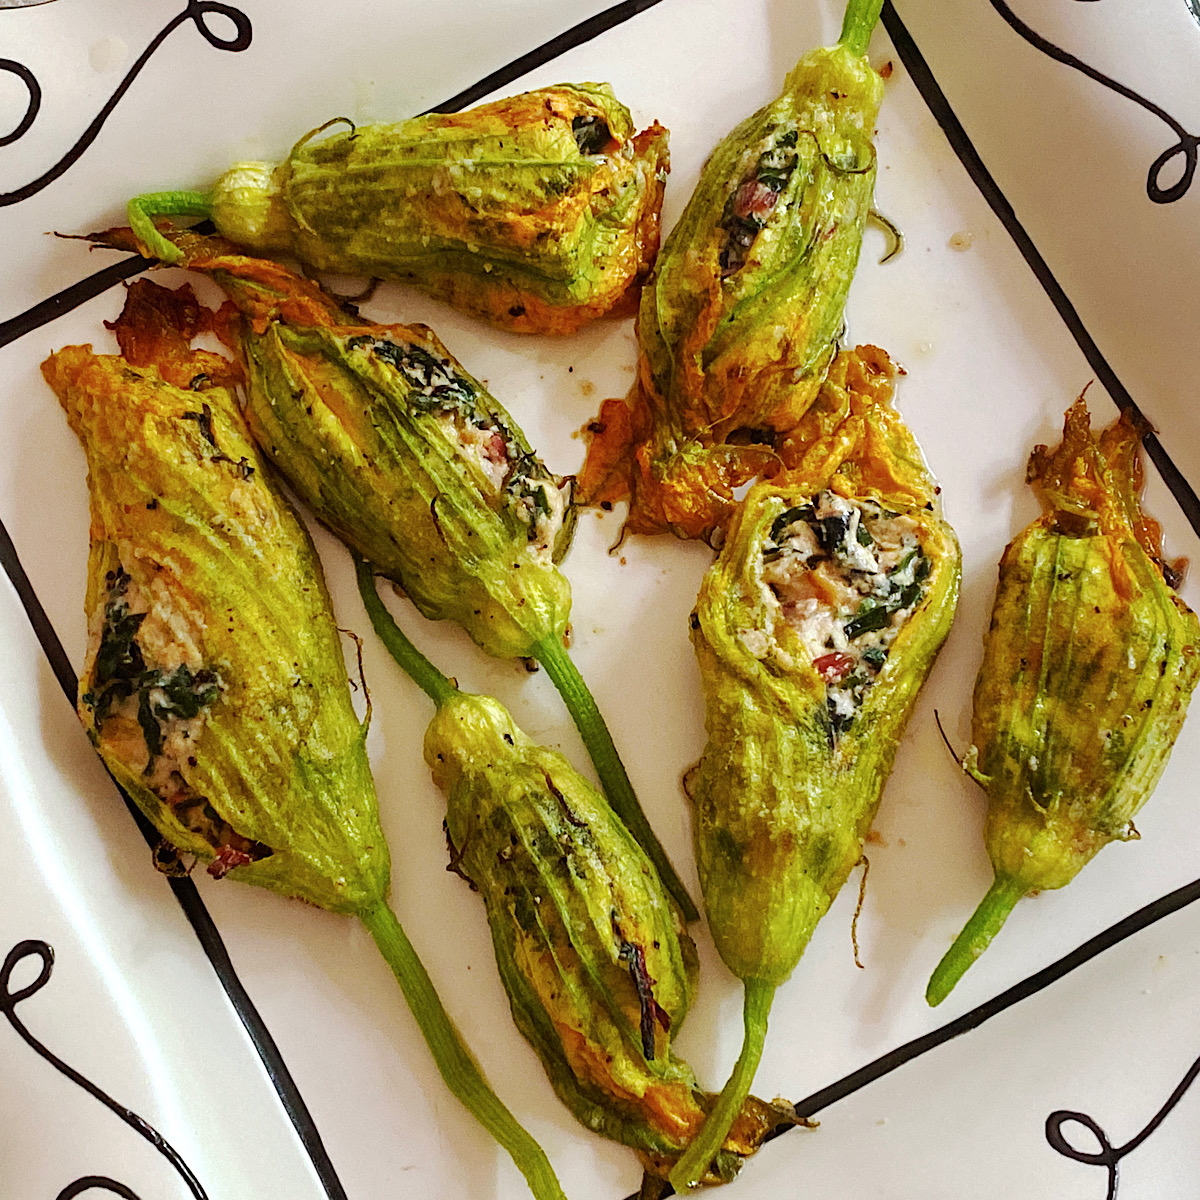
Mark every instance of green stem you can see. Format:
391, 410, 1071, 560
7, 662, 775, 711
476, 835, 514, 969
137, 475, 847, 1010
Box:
926, 874, 1026, 1007
127, 190, 212, 265
354, 556, 458, 709
532, 633, 698, 922
668, 978, 776, 1193
839, 0, 885, 56
358, 899, 569, 1200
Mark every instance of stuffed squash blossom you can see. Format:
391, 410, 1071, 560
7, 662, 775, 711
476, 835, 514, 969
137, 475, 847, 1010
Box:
355, 560, 793, 1186
86, 251, 694, 920
580, 0, 886, 541
670, 346, 960, 1190
127, 84, 668, 334
927, 400, 1200, 1005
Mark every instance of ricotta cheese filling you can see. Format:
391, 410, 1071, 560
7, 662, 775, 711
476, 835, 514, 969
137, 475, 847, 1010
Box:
363, 333, 570, 560
83, 563, 269, 876
753, 490, 930, 736
445, 410, 571, 561
719, 126, 800, 278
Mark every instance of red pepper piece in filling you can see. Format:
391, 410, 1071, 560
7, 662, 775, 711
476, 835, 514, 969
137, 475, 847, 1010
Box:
733, 179, 780, 222
483, 431, 508, 467
813, 651, 855, 682
208, 844, 257, 879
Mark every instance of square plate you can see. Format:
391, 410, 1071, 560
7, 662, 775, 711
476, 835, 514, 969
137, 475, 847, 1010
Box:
3, 2, 1200, 1197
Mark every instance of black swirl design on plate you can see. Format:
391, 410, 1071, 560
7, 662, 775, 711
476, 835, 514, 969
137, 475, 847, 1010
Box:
1046, 1050, 1200, 1199
0, 59, 40, 147
2, 939, 207, 1199
1, 3, 1198, 1199
990, 0, 1200, 203
0, 0, 251, 208
55, 1180, 141, 1200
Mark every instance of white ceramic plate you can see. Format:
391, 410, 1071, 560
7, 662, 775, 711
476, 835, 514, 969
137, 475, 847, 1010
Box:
4, 2, 1200, 1197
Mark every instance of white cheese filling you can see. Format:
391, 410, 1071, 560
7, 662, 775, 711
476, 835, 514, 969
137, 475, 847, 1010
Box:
744, 491, 930, 733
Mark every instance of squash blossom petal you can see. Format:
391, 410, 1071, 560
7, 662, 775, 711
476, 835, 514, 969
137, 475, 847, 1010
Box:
670, 342, 960, 1191
579, 0, 885, 542
43, 292, 575, 1200
926, 399, 1200, 1006
127, 84, 669, 335
356, 565, 793, 1185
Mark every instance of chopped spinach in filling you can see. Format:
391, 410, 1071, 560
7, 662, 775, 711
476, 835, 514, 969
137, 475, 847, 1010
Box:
83, 565, 267, 876
351, 336, 478, 416
506, 451, 571, 554
756, 491, 929, 738
350, 334, 569, 554
571, 114, 612, 156
83, 567, 222, 748
719, 127, 800, 278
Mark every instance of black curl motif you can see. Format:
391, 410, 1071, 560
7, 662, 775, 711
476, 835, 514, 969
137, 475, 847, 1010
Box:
56, 1179, 142, 1200
989, 0, 1199, 203
1046, 1049, 1200, 1199
1047, 1109, 1124, 1200
0, 59, 40, 148
0, 0, 252, 207
1, 939, 208, 1200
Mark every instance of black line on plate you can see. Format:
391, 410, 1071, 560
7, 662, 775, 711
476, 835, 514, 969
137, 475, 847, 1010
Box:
0, 58, 40, 148
56, 1179, 144, 1200
161, 884, 350, 1200
0, 252, 151, 351
1045, 1048, 1200, 1198
2, 941, 205, 1199
0, 1, 252, 209
0, 516, 75, 700
428, 0, 669, 113
0, 513, 350, 1200
787, 875, 1200, 1122
629, 876, 1200, 1200
880, 1, 1200, 541
986, 0, 1198, 205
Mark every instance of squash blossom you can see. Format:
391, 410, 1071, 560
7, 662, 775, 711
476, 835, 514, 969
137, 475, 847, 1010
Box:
669, 345, 960, 1191
42, 291, 572, 1200
579, 0, 885, 542
87, 243, 696, 921
926, 400, 1200, 1006
355, 560, 794, 1185
156, 238, 579, 662
125, 84, 668, 335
